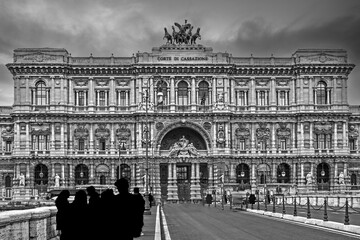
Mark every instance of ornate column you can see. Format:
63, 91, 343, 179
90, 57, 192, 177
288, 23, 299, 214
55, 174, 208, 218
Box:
334, 162, 338, 185
88, 77, 94, 106
26, 123, 30, 152
212, 76, 216, 105
25, 76, 30, 105
109, 77, 115, 107
309, 77, 313, 105
272, 161, 276, 183
209, 163, 213, 187
61, 164, 65, 186
111, 162, 115, 182
69, 77, 74, 106
60, 123, 65, 151
334, 122, 338, 150
300, 122, 304, 149
90, 163, 94, 184
230, 163, 235, 183
300, 162, 304, 185
271, 123, 276, 152
270, 77, 276, 106
50, 76, 55, 105
51, 163, 55, 186
51, 124, 55, 151
191, 76, 196, 111
170, 76, 175, 112
250, 77, 256, 109
149, 77, 154, 103
89, 124, 94, 153
69, 164, 73, 187
292, 162, 297, 184
309, 122, 313, 149
343, 122, 347, 148
251, 162, 256, 187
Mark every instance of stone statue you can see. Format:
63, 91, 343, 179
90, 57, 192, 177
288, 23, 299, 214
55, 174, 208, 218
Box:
168, 136, 198, 157
54, 174, 61, 187
306, 172, 313, 185
338, 172, 345, 185
19, 173, 25, 186
191, 27, 201, 44
163, 27, 172, 44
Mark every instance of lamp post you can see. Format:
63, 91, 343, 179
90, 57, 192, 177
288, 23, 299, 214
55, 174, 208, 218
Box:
144, 89, 151, 215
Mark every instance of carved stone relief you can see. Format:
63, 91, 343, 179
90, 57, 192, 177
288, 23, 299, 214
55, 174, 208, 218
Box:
95, 124, 110, 139
314, 122, 333, 134
168, 136, 198, 157
96, 79, 109, 86
255, 79, 269, 87
116, 125, 131, 141
349, 125, 359, 139
1, 126, 14, 141
74, 124, 89, 139
74, 79, 89, 87
276, 123, 291, 139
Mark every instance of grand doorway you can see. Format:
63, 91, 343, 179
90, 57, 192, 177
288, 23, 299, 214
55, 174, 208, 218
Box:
177, 164, 191, 202
317, 162, 330, 191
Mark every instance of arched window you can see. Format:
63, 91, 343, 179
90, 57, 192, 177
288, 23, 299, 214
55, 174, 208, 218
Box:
156, 80, 168, 105
36, 81, 48, 105
198, 81, 209, 105
316, 81, 328, 105
178, 81, 189, 107
78, 139, 85, 151
277, 163, 290, 183
35, 164, 48, 185
117, 164, 131, 181
5, 175, 12, 188
75, 164, 89, 185
100, 175, 106, 185
236, 163, 250, 186
317, 162, 330, 191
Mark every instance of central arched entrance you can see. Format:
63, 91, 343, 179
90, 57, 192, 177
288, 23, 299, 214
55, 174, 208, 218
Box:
158, 125, 208, 203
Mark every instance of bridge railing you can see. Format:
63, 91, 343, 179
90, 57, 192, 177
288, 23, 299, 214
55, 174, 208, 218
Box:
0, 206, 59, 239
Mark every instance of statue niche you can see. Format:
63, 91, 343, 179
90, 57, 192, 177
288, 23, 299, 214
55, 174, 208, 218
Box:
169, 136, 198, 157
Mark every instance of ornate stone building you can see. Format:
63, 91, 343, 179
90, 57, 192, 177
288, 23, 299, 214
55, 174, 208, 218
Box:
1, 22, 359, 201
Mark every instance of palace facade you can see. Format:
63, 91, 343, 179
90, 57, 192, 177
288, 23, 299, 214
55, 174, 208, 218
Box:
1, 28, 359, 201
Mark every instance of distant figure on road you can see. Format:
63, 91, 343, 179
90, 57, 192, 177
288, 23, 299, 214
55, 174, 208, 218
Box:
206, 193, 213, 207
133, 187, 145, 238
148, 192, 154, 207
55, 190, 70, 240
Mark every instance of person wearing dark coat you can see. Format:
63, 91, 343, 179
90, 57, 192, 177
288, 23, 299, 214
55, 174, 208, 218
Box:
205, 193, 213, 207
69, 190, 89, 240
55, 190, 71, 240
148, 193, 154, 208
133, 187, 145, 238
114, 178, 137, 240
86, 186, 101, 239
99, 189, 116, 239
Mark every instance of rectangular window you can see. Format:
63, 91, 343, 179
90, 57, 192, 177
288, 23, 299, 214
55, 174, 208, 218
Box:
120, 91, 126, 106
79, 139, 85, 151
99, 139, 106, 150
259, 141, 266, 150
99, 91, 106, 106
279, 91, 286, 106
5, 141, 12, 152
78, 91, 85, 106
239, 91, 246, 106
319, 134, 325, 149
259, 91, 267, 106
350, 139, 356, 150
239, 139, 246, 150
280, 140, 286, 150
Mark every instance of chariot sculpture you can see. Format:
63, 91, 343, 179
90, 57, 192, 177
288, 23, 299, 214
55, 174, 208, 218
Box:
163, 20, 201, 45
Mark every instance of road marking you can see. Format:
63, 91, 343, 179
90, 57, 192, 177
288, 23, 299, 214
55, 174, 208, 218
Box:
154, 205, 161, 240
161, 206, 172, 240
243, 211, 360, 239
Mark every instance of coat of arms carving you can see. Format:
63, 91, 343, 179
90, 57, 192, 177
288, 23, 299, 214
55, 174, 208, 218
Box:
349, 125, 359, 139
1, 126, 14, 141
74, 125, 89, 139
116, 125, 131, 141
168, 136, 198, 157
95, 124, 110, 139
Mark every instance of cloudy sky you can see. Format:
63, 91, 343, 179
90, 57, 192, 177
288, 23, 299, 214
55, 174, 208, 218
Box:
0, 0, 359, 106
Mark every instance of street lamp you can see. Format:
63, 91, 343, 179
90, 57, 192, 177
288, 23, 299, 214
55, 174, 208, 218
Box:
118, 142, 126, 179
142, 79, 165, 215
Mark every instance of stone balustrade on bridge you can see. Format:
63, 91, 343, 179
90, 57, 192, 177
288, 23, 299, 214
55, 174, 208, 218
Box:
0, 206, 58, 240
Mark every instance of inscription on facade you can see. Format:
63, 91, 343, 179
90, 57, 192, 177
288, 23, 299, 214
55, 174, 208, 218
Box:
157, 56, 208, 61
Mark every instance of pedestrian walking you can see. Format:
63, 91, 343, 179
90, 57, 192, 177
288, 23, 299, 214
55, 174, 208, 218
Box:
133, 187, 145, 238
206, 193, 213, 207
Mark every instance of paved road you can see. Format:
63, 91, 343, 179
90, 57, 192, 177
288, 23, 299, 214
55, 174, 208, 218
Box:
163, 204, 360, 240
238, 202, 360, 226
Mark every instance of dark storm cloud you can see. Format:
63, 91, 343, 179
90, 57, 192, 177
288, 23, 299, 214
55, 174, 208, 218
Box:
205, 14, 360, 104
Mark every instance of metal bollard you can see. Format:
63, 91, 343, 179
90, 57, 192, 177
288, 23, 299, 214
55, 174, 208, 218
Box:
293, 197, 297, 217
323, 198, 328, 221
272, 196, 276, 213
344, 198, 350, 225
307, 197, 311, 219
257, 192, 260, 210
282, 195, 286, 214
230, 194, 233, 210
264, 195, 267, 211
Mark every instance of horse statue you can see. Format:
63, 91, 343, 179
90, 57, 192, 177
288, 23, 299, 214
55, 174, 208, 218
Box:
185, 26, 193, 44
191, 27, 201, 44
163, 27, 172, 44
172, 26, 180, 44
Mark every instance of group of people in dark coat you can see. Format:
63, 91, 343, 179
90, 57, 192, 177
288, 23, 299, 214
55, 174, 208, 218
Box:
55, 178, 145, 240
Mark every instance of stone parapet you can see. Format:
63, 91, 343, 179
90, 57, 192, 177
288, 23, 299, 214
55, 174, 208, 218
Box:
0, 206, 59, 240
